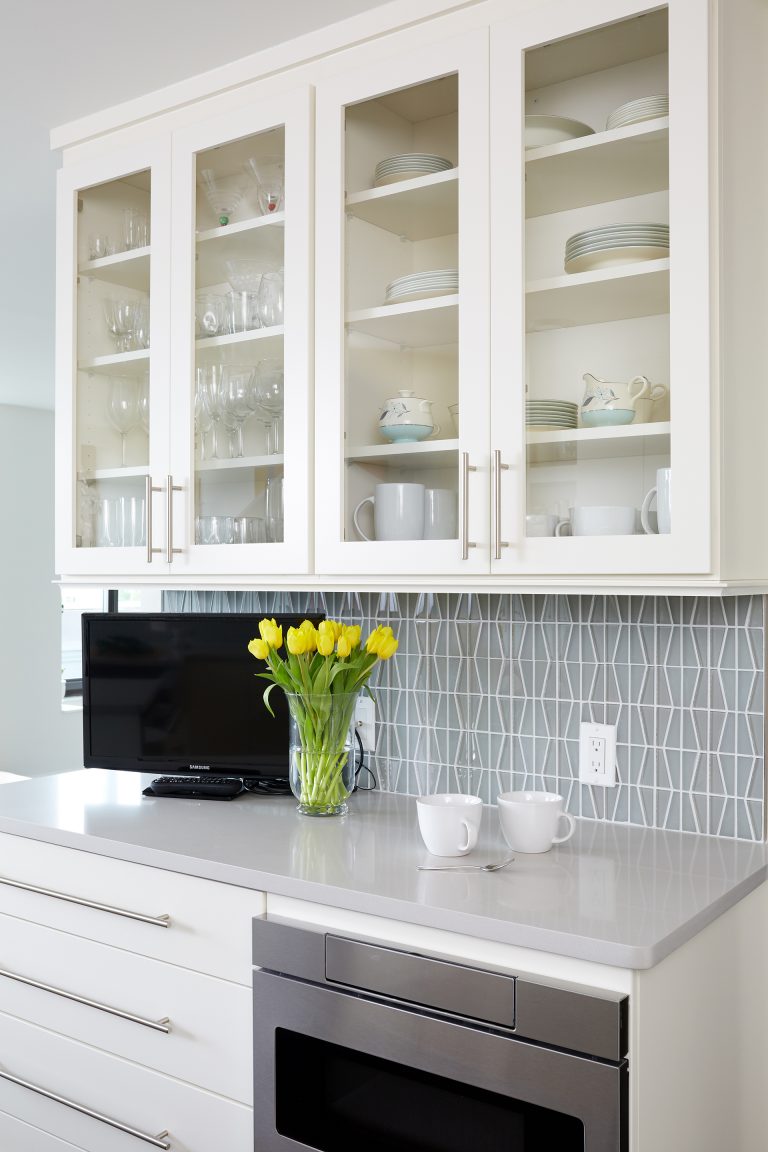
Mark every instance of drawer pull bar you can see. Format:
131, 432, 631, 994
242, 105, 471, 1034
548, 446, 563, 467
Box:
0, 1066, 171, 1148
0, 966, 171, 1032
0, 875, 170, 928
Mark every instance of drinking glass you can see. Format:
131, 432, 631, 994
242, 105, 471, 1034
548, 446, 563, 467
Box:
195, 293, 226, 338
253, 359, 284, 455
107, 378, 140, 466
138, 372, 150, 435
122, 208, 149, 251
88, 234, 114, 260
197, 364, 227, 458
265, 474, 284, 543
257, 270, 284, 328
225, 289, 261, 333
244, 155, 285, 215
196, 515, 234, 545
97, 497, 124, 547
104, 298, 148, 352
220, 366, 256, 458
194, 370, 213, 461
233, 516, 266, 544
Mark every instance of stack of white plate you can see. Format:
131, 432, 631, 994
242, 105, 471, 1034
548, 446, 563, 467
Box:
564, 222, 669, 274
524, 115, 594, 149
373, 153, 453, 187
526, 400, 578, 430
606, 95, 669, 130
385, 268, 459, 304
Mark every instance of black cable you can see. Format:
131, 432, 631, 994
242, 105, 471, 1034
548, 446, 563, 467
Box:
353, 727, 377, 791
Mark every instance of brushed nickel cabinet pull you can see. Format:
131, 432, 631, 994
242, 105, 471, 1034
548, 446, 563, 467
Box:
0, 1067, 170, 1148
492, 449, 510, 560
460, 451, 478, 560
146, 474, 164, 564
165, 474, 183, 563
0, 966, 171, 1033
0, 875, 170, 928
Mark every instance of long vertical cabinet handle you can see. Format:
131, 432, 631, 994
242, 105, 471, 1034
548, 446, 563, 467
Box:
166, 475, 183, 563
492, 449, 510, 560
460, 452, 478, 561
145, 475, 164, 564
0, 1067, 171, 1148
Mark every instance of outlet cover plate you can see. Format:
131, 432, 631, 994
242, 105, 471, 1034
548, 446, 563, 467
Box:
355, 696, 376, 753
579, 721, 617, 787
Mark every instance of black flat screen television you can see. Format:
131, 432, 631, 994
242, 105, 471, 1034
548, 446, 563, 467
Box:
82, 613, 313, 781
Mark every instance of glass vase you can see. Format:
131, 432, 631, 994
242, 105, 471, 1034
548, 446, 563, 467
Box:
284, 690, 358, 816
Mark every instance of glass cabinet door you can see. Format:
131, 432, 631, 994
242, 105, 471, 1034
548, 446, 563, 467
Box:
492, 0, 710, 575
314, 30, 490, 576
169, 87, 312, 575
55, 139, 172, 576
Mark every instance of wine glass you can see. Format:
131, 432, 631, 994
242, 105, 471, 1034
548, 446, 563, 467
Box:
257, 270, 284, 328
197, 363, 227, 458
194, 369, 213, 461
198, 168, 251, 227
107, 378, 140, 466
220, 366, 256, 458
138, 372, 150, 435
252, 359, 284, 455
243, 155, 285, 215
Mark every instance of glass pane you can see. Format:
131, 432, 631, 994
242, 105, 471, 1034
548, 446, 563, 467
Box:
275, 1030, 585, 1151
75, 171, 151, 550
343, 76, 460, 544
523, 9, 670, 539
192, 129, 285, 546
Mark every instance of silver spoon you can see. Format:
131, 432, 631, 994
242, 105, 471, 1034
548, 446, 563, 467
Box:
417, 856, 515, 873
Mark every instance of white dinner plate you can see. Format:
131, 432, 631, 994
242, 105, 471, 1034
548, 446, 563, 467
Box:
564, 244, 670, 274
524, 114, 594, 149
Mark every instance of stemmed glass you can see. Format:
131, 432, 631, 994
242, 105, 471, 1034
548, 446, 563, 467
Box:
251, 359, 284, 455
197, 364, 227, 458
107, 378, 140, 466
257, 270, 284, 328
243, 155, 285, 215
138, 372, 150, 436
198, 168, 252, 227
220, 366, 256, 458
194, 370, 213, 461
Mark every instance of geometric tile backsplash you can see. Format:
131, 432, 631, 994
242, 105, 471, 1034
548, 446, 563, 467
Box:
164, 590, 765, 842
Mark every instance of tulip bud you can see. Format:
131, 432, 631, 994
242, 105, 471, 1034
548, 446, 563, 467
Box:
336, 635, 352, 658
378, 635, 398, 659
286, 627, 307, 655
317, 632, 334, 657
247, 637, 270, 661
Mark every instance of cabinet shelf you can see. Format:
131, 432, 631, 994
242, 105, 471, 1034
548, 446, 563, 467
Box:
346, 169, 458, 240
79, 248, 151, 292
346, 439, 458, 468
196, 453, 284, 473
196, 212, 285, 244
78, 350, 150, 376
525, 118, 669, 217
526, 259, 669, 330
196, 214, 285, 286
526, 421, 671, 463
346, 296, 458, 347
78, 466, 149, 481
195, 328, 284, 357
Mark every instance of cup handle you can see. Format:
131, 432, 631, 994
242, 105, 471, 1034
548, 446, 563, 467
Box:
458, 819, 472, 852
352, 496, 374, 541
628, 375, 651, 401
555, 519, 571, 537
640, 487, 658, 534
648, 383, 668, 402
428, 423, 441, 438
553, 812, 575, 844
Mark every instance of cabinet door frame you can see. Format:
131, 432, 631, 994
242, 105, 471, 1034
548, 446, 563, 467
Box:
55, 138, 173, 577
314, 27, 491, 577
490, 0, 712, 576
169, 85, 313, 576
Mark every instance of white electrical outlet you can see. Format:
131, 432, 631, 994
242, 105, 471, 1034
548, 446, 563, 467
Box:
579, 721, 617, 787
354, 696, 376, 753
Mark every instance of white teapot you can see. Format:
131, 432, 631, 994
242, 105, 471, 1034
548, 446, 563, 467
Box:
378, 390, 440, 443
580, 373, 668, 426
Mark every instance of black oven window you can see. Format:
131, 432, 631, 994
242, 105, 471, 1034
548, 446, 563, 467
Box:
275, 1030, 585, 1151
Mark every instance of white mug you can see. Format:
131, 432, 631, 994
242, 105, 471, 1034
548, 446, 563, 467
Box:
526, 513, 557, 537
497, 791, 575, 854
423, 488, 458, 539
641, 468, 671, 534
353, 483, 425, 541
556, 505, 636, 537
417, 794, 482, 857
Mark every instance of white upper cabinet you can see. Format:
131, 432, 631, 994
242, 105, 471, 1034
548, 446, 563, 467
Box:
314, 29, 490, 576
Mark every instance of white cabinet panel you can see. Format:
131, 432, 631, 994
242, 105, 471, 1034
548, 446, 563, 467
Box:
0, 1109, 86, 1152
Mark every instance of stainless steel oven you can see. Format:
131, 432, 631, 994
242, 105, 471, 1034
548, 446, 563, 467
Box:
252, 915, 628, 1151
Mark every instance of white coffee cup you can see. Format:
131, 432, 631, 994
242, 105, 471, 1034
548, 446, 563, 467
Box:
497, 791, 575, 854
526, 513, 557, 537
556, 505, 636, 537
416, 794, 482, 857
641, 468, 671, 534
353, 483, 425, 541
423, 488, 458, 539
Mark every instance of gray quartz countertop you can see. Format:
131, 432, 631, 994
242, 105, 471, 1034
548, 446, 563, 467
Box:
0, 770, 764, 969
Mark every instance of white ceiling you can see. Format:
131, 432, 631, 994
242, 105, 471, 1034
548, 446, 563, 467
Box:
0, 0, 392, 410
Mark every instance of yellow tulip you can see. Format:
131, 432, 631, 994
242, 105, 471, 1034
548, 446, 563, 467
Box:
248, 637, 270, 661
336, 635, 352, 658
342, 624, 361, 648
318, 620, 335, 639
377, 635, 398, 660
316, 632, 334, 657
285, 626, 308, 655
258, 617, 283, 649
366, 625, 393, 655
299, 619, 317, 652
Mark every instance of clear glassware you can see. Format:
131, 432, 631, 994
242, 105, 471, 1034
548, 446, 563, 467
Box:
220, 366, 256, 458
122, 208, 149, 251
88, 234, 114, 260
197, 363, 228, 458
195, 293, 227, 338
253, 359, 285, 455
107, 378, 140, 466
225, 289, 261, 333
233, 515, 266, 544
104, 298, 148, 352
244, 155, 285, 215
194, 370, 213, 461
265, 474, 284, 543
198, 168, 252, 227
196, 514, 234, 545
257, 270, 285, 328
225, 259, 265, 293
138, 372, 150, 435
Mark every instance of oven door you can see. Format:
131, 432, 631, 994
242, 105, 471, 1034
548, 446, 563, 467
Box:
252, 967, 627, 1152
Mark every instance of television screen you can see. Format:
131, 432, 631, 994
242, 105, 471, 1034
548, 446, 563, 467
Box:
82, 613, 314, 780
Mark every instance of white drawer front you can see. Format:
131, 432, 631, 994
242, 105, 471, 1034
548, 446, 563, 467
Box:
0, 1108, 86, 1151
0, 832, 264, 983
0, 912, 252, 1104
0, 1010, 252, 1152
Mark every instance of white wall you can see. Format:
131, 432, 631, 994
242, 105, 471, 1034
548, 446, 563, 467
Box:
0, 406, 83, 776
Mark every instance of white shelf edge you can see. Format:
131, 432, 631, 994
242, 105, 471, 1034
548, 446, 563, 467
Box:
346, 439, 459, 460
78, 350, 150, 370
196, 454, 284, 472
347, 294, 459, 324
79, 246, 150, 274
195, 326, 284, 350
346, 167, 459, 208
78, 466, 149, 481
524, 116, 669, 164
526, 259, 670, 296
526, 421, 670, 446
196, 212, 285, 244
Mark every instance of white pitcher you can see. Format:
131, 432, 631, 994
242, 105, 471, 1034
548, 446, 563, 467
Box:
580, 373, 668, 423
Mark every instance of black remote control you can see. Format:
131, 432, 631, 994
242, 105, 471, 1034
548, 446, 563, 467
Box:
146, 776, 244, 800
